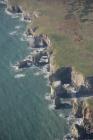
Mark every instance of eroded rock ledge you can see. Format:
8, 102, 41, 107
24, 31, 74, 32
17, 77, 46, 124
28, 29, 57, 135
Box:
49, 64, 93, 139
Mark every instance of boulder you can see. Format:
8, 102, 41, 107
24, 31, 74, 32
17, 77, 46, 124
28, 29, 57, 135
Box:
7, 5, 22, 14
18, 60, 32, 69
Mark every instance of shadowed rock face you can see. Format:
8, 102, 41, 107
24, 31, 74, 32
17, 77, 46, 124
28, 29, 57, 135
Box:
49, 67, 72, 84
86, 76, 93, 89
75, 123, 93, 140
34, 35, 48, 48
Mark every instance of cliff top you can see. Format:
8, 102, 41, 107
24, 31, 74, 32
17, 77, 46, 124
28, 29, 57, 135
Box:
9, 0, 93, 76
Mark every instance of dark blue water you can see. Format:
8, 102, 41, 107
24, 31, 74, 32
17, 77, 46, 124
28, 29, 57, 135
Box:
0, 4, 68, 140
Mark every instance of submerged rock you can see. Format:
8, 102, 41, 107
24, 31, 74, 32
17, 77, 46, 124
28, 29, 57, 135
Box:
17, 60, 33, 69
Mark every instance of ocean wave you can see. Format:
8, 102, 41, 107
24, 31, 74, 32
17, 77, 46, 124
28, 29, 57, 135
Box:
22, 32, 35, 46
5, 8, 13, 16
45, 95, 51, 101
44, 73, 49, 79
15, 25, 21, 30
5, 8, 22, 18
48, 103, 55, 111
34, 71, 41, 76
9, 30, 17, 36
14, 73, 25, 79
20, 37, 26, 42
10, 63, 22, 72
46, 82, 50, 87
59, 113, 65, 118
11, 14, 19, 19
0, 0, 7, 5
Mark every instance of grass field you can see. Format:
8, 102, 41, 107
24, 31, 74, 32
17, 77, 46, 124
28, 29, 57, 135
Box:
9, 0, 93, 76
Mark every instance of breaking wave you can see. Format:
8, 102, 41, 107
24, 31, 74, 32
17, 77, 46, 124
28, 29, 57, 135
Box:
9, 30, 17, 36
14, 73, 25, 79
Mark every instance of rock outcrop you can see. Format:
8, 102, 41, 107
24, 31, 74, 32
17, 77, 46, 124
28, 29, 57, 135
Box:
7, 5, 22, 14
71, 98, 93, 140
72, 99, 83, 118
71, 68, 85, 88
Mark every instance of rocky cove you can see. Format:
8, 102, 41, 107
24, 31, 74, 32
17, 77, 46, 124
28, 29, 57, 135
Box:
3, 0, 93, 140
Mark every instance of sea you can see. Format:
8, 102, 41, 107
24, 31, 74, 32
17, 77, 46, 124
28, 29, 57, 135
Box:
0, 3, 69, 140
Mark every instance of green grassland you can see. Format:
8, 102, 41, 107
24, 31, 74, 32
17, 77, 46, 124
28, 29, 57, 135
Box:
9, 0, 93, 76
86, 98, 93, 109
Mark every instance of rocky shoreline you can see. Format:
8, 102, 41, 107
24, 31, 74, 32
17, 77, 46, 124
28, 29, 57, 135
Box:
3, 1, 93, 140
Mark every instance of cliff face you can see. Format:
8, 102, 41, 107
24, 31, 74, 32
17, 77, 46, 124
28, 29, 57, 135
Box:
72, 99, 83, 118
71, 98, 93, 140
49, 65, 85, 86
71, 68, 85, 88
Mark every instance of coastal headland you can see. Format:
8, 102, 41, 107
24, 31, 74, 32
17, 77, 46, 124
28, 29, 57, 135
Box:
4, 0, 93, 139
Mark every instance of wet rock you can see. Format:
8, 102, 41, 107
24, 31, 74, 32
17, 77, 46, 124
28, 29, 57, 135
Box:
32, 50, 49, 66
7, 5, 22, 14
54, 96, 61, 109
17, 60, 32, 69
34, 35, 47, 48
22, 13, 31, 22
26, 28, 33, 36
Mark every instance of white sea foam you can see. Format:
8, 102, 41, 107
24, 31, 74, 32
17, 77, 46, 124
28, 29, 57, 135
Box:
9, 31, 17, 36
22, 32, 27, 37
11, 14, 19, 19
14, 73, 25, 79
15, 25, 21, 30
0, 0, 7, 5
20, 37, 26, 42
5, 8, 13, 16
34, 72, 41, 76
44, 94, 51, 101
10, 63, 21, 72
59, 113, 65, 118
44, 73, 49, 79
63, 133, 72, 140
5, 7, 23, 17
48, 103, 55, 111
46, 82, 50, 87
